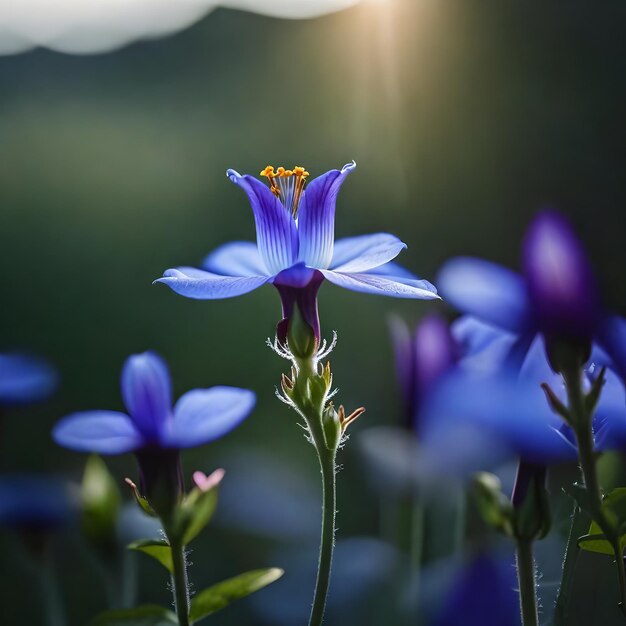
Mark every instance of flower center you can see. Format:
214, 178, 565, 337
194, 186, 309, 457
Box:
260, 165, 309, 218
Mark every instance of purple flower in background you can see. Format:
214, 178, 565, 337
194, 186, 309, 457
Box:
157, 163, 438, 346
418, 334, 626, 475
53, 352, 255, 511
390, 313, 458, 431
438, 209, 625, 374
53, 351, 255, 454
0, 475, 74, 531
433, 553, 520, 626
0, 353, 57, 406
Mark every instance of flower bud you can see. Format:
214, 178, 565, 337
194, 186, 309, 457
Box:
511, 461, 551, 541
523, 210, 599, 366
322, 404, 342, 451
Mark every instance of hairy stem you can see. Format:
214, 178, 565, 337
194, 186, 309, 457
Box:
309, 446, 337, 626
169, 538, 190, 626
516, 539, 539, 626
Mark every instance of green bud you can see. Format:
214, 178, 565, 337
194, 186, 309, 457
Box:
322, 404, 342, 451
81, 455, 121, 548
512, 464, 551, 541
472, 472, 514, 537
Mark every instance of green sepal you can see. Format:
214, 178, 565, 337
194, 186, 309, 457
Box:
174, 484, 218, 545
125, 478, 157, 517
89, 605, 177, 625
585, 366, 606, 416
81, 455, 121, 544
128, 539, 173, 573
287, 305, 317, 360
189, 568, 284, 622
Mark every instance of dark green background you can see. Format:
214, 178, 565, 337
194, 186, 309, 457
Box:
1, 1, 626, 624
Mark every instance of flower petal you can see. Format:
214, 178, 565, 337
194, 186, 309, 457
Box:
52, 411, 142, 454
593, 369, 626, 452
363, 261, 418, 280
453, 316, 534, 373
0, 354, 57, 405
156, 267, 269, 299
438, 257, 533, 332
201, 241, 269, 277
227, 169, 298, 275
165, 386, 256, 448
421, 370, 576, 468
321, 269, 439, 299
598, 315, 626, 382
121, 352, 172, 442
330, 233, 407, 273
297, 161, 356, 269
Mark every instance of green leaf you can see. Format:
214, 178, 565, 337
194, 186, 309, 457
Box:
82, 455, 121, 543
90, 605, 177, 626
189, 568, 284, 622
179, 487, 218, 545
578, 533, 615, 556
601, 487, 626, 532
128, 539, 173, 573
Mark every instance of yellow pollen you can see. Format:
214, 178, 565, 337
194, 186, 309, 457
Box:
261, 164, 310, 217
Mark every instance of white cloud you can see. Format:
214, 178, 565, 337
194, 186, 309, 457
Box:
0, 0, 361, 55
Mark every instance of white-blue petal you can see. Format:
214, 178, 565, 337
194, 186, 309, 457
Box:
53, 411, 142, 455
321, 269, 439, 299
165, 386, 256, 448
202, 241, 269, 277
156, 267, 269, 299
438, 257, 533, 333
330, 233, 407, 273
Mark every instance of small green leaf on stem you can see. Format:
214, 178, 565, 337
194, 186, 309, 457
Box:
128, 539, 173, 573
189, 568, 284, 622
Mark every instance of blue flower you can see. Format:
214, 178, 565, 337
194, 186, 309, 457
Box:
53, 351, 256, 455
0, 475, 74, 531
156, 163, 438, 344
438, 209, 625, 374
418, 335, 626, 474
433, 553, 520, 626
0, 353, 57, 406
390, 313, 458, 431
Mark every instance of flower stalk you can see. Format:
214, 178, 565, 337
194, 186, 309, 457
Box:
562, 364, 626, 615
168, 534, 191, 626
515, 539, 538, 626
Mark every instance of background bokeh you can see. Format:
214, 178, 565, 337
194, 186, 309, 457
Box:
2, 1, 626, 624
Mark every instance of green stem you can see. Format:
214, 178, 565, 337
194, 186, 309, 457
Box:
169, 538, 190, 626
308, 446, 337, 626
553, 503, 589, 626
516, 539, 539, 626
563, 367, 626, 615
40, 555, 66, 626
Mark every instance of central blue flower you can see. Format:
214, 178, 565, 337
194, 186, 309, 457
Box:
156, 162, 439, 343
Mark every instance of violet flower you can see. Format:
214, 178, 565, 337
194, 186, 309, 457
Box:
53, 352, 255, 512
157, 163, 438, 347
438, 209, 624, 374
